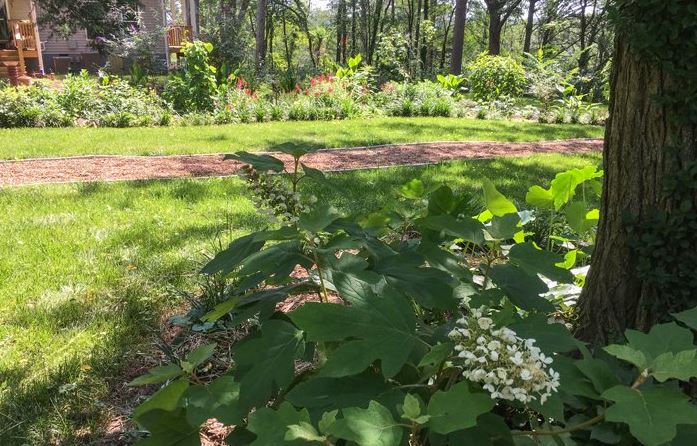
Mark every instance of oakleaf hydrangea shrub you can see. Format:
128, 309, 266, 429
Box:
129, 152, 697, 446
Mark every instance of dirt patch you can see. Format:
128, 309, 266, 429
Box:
0, 139, 603, 187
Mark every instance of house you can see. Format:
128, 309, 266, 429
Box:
0, 0, 199, 78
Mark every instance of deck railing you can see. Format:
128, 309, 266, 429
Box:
9, 20, 37, 51
167, 26, 192, 51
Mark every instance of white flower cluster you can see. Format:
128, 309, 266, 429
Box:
240, 166, 310, 224
448, 308, 560, 404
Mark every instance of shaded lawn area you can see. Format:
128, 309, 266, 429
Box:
0, 117, 603, 160
0, 152, 601, 444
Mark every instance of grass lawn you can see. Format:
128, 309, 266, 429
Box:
0, 152, 601, 444
0, 117, 603, 160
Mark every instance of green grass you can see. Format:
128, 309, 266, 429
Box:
0, 117, 603, 160
0, 152, 601, 444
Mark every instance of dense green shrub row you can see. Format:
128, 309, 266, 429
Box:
0, 44, 605, 128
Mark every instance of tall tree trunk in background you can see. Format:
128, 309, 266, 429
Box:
449, 0, 468, 74
336, 0, 347, 63
575, 36, 697, 346
255, 0, 267, 74
523, 0, 537, 53
350, 0, 357, 56
440, 8, 455, 70
485, 0, 522, 55
420, 0, 429, 72
488, 9, 502, 54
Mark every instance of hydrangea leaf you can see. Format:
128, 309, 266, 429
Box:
507, 242, 575, 283
604, 323, 697, 381
225, 151, 285, 172
650, 350, 697, 382
247, 402, 313, 446
299, 204, 342, 233
672, 305, 697, 331
285, 372, 392, 412
509, 314, 578, 354
489, 264, 553, 312
446, 413, 514, 446
603, 385, 697, 446
290, 288, 421, 378
372, 252, 458, 310
575, 358, 620, 395
427, 382, 495, 434
200, 233, 265, 275
136, 408, 200, 446
183, 375, 245, 426
327, 401, 404, 446
624, 323, 694, 359
133, 379, 189, 422
418, 214, 485, 245
284, 422, 327, 443
483, 179, 518, 216
234, 320, 305, 409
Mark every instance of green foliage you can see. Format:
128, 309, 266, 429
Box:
164, 41, 219, 112
467, 54, 527, 101
0, 71, 170, 128
128, 153, 697, 445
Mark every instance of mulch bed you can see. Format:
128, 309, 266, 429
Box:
0, 139, 603, 187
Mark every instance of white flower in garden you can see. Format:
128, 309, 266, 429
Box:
448, 305, 560, 405
478, 317, 494, 330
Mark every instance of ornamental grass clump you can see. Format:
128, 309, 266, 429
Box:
449, 306, 560, 404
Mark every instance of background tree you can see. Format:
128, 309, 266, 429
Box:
522, 0, 538, 53
34, 0, 138, 39
575, 0, 697, 346
449, 0, 468, 73
483, 0, 522, 55
255, 0, 268, 73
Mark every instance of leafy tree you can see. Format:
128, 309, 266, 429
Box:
34, 0, 139, 40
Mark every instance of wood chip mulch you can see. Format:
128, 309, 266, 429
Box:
0, 139, 603, 187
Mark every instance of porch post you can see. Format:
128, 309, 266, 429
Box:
29, 0, 44, 73
187, 0, 198, 38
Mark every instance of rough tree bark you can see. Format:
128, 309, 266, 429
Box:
449, 0, 468, 74
575, 36, 697, 346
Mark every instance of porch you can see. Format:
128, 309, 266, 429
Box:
0, 19, 41, 78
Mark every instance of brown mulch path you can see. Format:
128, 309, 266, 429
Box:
0, 139, 603, 187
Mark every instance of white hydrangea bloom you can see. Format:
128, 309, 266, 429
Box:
448, 307, 561, 405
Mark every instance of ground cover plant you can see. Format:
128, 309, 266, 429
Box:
0, 117, 603, 160
126, 148, 697, 445
0, 153, 600, 445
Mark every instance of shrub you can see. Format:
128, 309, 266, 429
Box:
380, 81, 455, 117
163, 41, 219, 112
467, 53, 527, 100
129, 155, 697, 446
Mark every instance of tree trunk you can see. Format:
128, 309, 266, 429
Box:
450, 0, 468, 74
488, 11, 502, 55
523, 0, 536, 53
575, 36, 697, 346
255, 0, 267, 74
420, 0, 429, 71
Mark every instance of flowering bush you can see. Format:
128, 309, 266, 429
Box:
128, 154, 697, 445
450, 305, 560, 404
